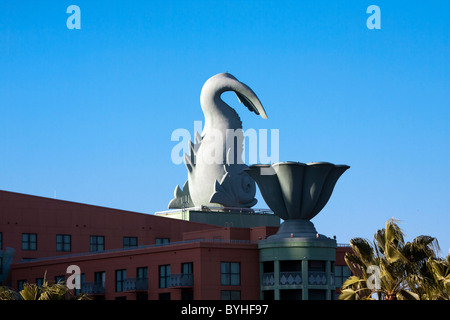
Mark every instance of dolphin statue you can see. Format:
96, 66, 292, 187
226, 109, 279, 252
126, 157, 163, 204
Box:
169, 73, 268, 209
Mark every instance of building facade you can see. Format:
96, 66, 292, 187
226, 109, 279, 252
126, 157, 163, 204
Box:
0, 190, 351, 300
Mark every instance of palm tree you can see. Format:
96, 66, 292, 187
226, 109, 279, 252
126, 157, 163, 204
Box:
339, 218, 447, 300
420, 254, 450, 300
0, 276, 91, 300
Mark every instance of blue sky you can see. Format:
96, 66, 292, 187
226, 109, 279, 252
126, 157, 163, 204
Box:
1, 1, 449, 255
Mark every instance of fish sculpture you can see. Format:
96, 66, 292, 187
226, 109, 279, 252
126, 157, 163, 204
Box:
169, 73, 268, 208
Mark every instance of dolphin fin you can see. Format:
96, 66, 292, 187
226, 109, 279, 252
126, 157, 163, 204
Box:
209, 173, 237, 207
184, 153, 194, 173
168, 180, 194, 209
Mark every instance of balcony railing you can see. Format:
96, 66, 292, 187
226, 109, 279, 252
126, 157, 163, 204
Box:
123, 278, 148, 292
262, 272, 275, 286
81, 282, 105, 295
308, 271, 327, 285
262, 272, 334, 287
168, 274, 193, 288
280, 272, 302, 285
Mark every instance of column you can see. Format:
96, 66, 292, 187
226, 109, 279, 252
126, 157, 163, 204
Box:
326, 260, 331, 300
274, 259, 280, 300
302, 260, 308, 300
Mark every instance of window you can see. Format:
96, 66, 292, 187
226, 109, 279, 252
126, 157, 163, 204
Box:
221, 290, 241, 300
56, 234, 71, 252
308, 260, 325, 272
309, 289, 326, 300
17, 280, 26, 291
115, 269, 127, 292
182, 262, 193, 275
137, 267, 148, 280
159, 264, 170, 288
136, 293, 148, 300
280, 260, 302, 272
94, 271, 105, 288
75, 273, 85, 296
123, 237, 138, 248
159, 292, 171, 300
136, 267, 148, 291
280, 289, 302, 300
0, 257, 2, 275
90, 236, 104, 252
221, 262, 240, 286
36, 278, 44, 287
263, 261, 274, 273
334, 265, 352, 287
182, 290, 193, 300
156, 238, 170, 245
22, 233, 37, 251
55, 275, 65, 284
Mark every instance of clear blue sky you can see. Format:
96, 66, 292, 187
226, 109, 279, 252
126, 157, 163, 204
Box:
1, 1, 449, 255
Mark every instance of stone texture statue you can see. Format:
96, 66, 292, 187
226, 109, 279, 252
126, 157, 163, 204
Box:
169, 73, 268, 209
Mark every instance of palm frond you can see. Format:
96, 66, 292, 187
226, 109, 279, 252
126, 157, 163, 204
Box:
20, 283, 40, 300
0, 286, 21, 300
397, 289, 419, 300
349, 237, 375, 266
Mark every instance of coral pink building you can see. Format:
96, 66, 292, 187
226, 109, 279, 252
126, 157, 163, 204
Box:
0, 190, 351, 300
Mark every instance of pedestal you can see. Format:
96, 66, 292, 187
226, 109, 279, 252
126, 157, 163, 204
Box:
259, 230, 337, 300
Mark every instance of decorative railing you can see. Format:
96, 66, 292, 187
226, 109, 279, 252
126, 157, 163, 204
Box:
280, 272, 302, 285
263, 271, 334, 287
308, 271, 327, 285
262, 273, 275, 286
123, 278, 148, 291
168, 274, 193, 287
81, 282, 105, 294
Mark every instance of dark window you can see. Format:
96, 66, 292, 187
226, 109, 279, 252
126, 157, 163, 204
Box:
280, 289, 302, 300
36, 278, 44, 287
263, 290, 275, 300
123, 237, 138, 248
136, 293, 148, 300
181, 290, 194, 300
221, 262, 240, 286
308, 260, 326, 272
182, 262, 193, 275
115, 269, 126, 292
90, 236, 104, 252
159, 265, 170, 288
221, 290, 241, 300
280, 260, 302, 272
75, 273, 85, 296
159, 292, 171, 300
22, 233, 37, 251
156, 238, 170, 245
136, 267, 148, 291
263, 261, 274, 273
137, 267, 148, 280
309, 289, 327, 300
94, 271, 105, 288
55, 275, 65, 284
17, 280, 26, 291
334, 265, 352, 287
56, 234, 71, 252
